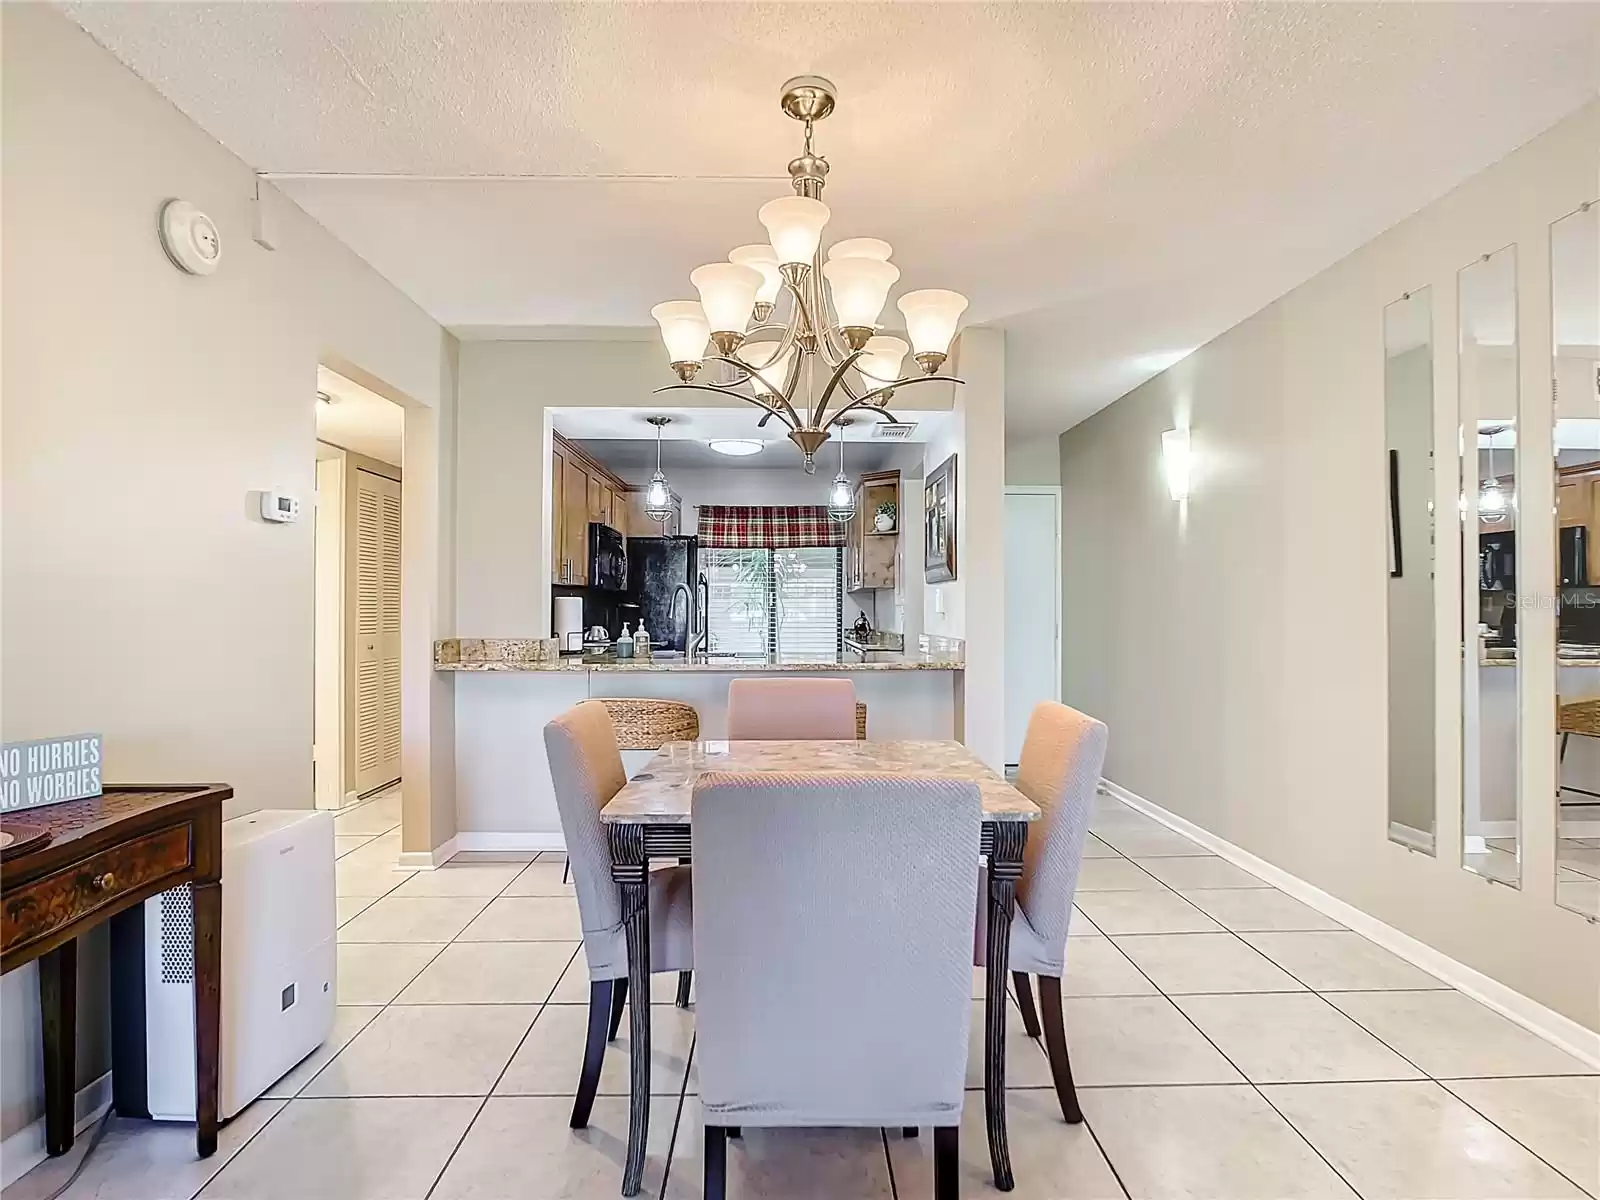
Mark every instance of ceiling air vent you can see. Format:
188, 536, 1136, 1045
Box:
871, 421, 917, 441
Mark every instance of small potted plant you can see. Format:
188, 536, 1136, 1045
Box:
874, 500, 897, 533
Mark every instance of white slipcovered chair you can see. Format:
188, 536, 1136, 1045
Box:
726, 677, 857, 740
974, 700, 1108, 1124
692, 770, 981, 1199
543, 700, 694, 1128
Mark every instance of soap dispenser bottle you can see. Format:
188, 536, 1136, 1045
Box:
634, 620, 651, 661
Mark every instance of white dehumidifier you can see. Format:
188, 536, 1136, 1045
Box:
110, 808, 337, 1121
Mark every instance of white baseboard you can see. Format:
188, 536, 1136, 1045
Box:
454, 831, 567, 854
1100, 778, 1600, 1070
396, 834, 459, 870
0, 1071, 112, 1190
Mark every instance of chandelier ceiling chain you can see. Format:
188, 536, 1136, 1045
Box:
649, 76, 970, 474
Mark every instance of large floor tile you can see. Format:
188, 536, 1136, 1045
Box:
458, 895, 583, 941
1080, 1084, 1357, 1199
887, 1088, 1125, 1199
1557, 877, 1600, 917
1079, 834, 1123, 858
263, 1006, 382, 1097
500, 860, 578, 896
335, 856, 415, 898
1132, 855, 1270, 889
1069, 905, 1103, 936
332, 791, 403, 835
1264, 1080, 1588, 1199
1327, 990, 1598, 1078
8, 1099, 285, 1200
1094, 827, 1213, 858
964, 999, 1056, 1089
396, 940, 577, 1004
335, 941, 445, 1005
1089, 810, 1173, 839
1112, 932, 1306, 994
335, 834, 375, 859
1074, 890, 1223, 935
336, 895, 380, 927
303, 1003, 536, 1096
665, 1099, 894, 1200
1240, 931, 1448, 991
1060, 936, 1160, 996
432, 1096, 679, 1200
1058, 995, 1242, 1086
496, 1002, 695, 1097
1444, 1076, 1600, 1196
547, 954, 687, 1005
1177, 888, 1343, 932
336, 895, 490, 943
387, 862, 524, 897
1174, 993, 1424, 1083
1556, 842, 1600, 879
1074, 857, 1164, 891
196, 1096, 478, 1199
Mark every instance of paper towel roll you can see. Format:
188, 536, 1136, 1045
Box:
554, 596, 585, 643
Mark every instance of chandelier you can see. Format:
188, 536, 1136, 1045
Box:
649, 75, 969, 473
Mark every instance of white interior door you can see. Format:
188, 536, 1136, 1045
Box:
353, 468, 402, 794
1004, 490, 1061, 765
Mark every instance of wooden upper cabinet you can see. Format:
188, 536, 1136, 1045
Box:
599, 484, 617, 531
550, 448, 567, 582
1560, 479, 1589, 527
562, 457, 591, 586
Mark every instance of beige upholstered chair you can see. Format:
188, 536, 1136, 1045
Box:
974, 700, 1108, 1124
692, 771, 980, 1198
544, 700, 694, 1129
726, 677, 857, 740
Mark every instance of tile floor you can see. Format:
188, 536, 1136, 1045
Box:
10, 787, 1597, 1200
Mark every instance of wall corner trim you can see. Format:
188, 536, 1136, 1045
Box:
396, 835, 460, 870
1100, 778, 1600, 1070
0, 1070, 113, 1190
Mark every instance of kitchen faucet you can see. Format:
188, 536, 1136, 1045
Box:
688, 572, 709, 659
670, 582, 691, 651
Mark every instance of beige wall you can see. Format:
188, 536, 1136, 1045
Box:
1059, 102, 1600, 1029
0, 5, 455, 1150
1005, 437, 1062, 487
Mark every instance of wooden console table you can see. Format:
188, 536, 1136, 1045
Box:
1, 785, 228, 1159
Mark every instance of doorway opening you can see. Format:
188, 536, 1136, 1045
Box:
1004, 486, 1062, 767
314, 366, 406, 810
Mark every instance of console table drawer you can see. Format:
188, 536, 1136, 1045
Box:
2, 825, 192, 954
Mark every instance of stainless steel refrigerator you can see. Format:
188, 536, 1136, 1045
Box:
626, 535, 697, 652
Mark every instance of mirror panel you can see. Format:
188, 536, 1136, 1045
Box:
1552, 202, 1600, 921
1386, 288, 1437, 854
1460, 246, 1520, 886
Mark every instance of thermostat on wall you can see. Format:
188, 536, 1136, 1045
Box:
260, 492, 300, 523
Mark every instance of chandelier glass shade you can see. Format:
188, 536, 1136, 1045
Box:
649, 75, 968, 472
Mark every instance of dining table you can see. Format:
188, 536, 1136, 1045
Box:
602, 738, 1041, 1196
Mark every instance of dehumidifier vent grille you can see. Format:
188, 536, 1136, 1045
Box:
159, 885, 194, 984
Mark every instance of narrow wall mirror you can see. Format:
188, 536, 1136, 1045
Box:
1460, 245, 1520, 886
1551, 201, 1600, 921
1386, 288, 1436, 854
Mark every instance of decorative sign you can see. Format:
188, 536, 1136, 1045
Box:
0, 734, 103, 812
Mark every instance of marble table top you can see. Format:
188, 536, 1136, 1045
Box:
601, 740, 1040, 825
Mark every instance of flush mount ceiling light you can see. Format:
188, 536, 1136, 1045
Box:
707, 439, 764, 457
648, 76, 968, 474
644, 415, 675, 523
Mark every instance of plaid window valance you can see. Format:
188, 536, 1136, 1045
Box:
697, 505, 846, 549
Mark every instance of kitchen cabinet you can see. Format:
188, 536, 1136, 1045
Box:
551, 435, 639, 584
1561, 478, 1590, 527
845, 470, 899, 592
561, 454, 590, 585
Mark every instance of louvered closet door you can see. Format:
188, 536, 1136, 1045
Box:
353, 469, 402, 794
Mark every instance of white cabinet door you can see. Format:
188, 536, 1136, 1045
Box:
353, 469, 402, 794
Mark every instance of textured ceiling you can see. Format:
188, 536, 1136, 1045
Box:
64, 2, 1600, 435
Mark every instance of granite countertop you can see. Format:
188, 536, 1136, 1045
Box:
434, 637, 964, 673
1482, 646, 1600, 668
602, 739, 1038, 824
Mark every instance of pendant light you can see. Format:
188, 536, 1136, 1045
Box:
1479, 423, 1509, 524
644, 416, 675, 523
827, 417, 856, 523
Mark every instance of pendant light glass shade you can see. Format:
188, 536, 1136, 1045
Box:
827, 237, 893, 262
650, 301, 710, 366
644, 417, 674, 522
1479, 477, 1508, 521
729, 244, 783, 307
897, 288, 970, 356
690, 262, 763, 336
738, 340, 796, 397
758, 196, 830, 265
857, 335, 909, 386
827, 471, 856, 522
823, 256, 900, 329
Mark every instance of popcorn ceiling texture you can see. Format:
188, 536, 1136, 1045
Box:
63, 2, 1600, 434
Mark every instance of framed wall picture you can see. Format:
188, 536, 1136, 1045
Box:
924, 453, 958, 583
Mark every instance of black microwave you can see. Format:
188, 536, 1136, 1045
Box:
588, 522, 627, 593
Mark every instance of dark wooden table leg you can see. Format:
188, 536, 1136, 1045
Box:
39, 938, 77, 1157
193, 879, 222, 1157
984, 821, 1026, 1192
609, 822, 652, 1197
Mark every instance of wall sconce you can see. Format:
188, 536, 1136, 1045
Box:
1161, 428, 1191, 501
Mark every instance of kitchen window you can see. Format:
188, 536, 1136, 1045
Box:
703, 546, 843, 663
